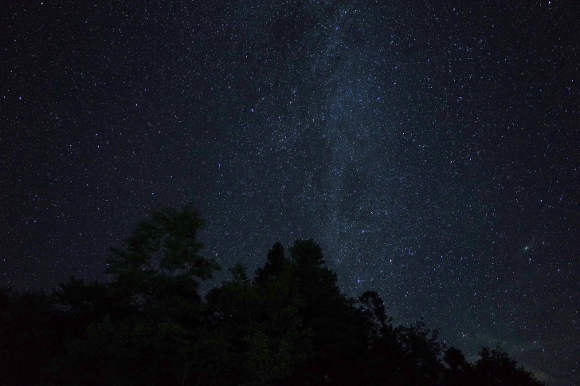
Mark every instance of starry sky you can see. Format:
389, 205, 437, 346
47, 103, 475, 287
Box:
1, 1, 579, 384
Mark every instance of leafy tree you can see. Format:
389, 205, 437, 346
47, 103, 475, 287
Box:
472, 346, 545, 386
283, 240, 368, 385
254, 242, 286, 285
106, 206, 219, 302
444, 346, 471, 372
441, 346, 473, 386
357, 290, 402, 385
57, 206, 221, 385
357, 291, 446, 386
207, 258, 311, 385
53, 278, 114, 331
0, 207, 547, 385
358, 290, 391, 337
394, 319, 444, 385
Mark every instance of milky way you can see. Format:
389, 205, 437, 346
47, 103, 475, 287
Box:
2, 1, 579, 384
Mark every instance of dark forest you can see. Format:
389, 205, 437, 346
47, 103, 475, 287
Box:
0, 207, 545, 385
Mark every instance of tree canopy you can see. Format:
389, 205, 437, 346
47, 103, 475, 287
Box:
0, 206, 545, 385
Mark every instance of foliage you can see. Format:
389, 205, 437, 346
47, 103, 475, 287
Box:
0, 207, 546, 385
105, 206, 219, 302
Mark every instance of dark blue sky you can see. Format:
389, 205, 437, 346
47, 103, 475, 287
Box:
1, 1, 579, 384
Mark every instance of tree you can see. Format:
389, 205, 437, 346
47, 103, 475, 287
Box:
358, 290, 390, 335
254, 242, 286, 285
106, 206, 219, 297
441, 346, 473, 386
394, 320, 444, 385
472, 346, 545, 386
0, 207, 547, 385
283, 240, 368, 385
54, 277, 113, 330
58, 206, 222, 385
104, 206, 220, 330
207, 254, 312, 385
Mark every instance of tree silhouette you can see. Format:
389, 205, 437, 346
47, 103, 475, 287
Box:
254, 241, 286, 285
472, 346, 545, 386
441, 346, 473, 385
56, 206, 221, 385
106, 206, 219, 300
207, 245, 312, 384
0, 207, 547, 385
282, 240, 368, 385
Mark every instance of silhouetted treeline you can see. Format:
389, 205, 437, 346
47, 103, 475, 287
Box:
0, 207, 545, 385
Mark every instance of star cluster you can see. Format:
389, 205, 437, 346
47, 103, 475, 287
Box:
1, 1, 578, 384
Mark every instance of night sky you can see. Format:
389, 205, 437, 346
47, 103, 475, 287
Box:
2, 1, 579, 384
